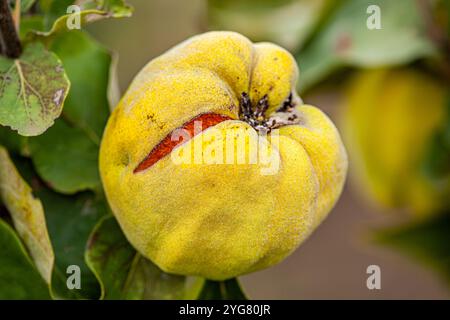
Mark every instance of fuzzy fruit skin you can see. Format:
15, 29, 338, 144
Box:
99, 31, 347, 280
341, 69, 447, 216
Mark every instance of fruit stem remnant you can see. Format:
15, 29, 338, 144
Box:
0, 0, 22, 58
239, 92, 300, 134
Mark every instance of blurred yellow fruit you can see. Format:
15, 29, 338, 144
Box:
341, 68, 447, 216
99, 31, 347, 280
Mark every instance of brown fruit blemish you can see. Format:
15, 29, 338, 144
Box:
134, 113, 232, 173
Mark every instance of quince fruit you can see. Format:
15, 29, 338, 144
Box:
341, 68, 447, 216
99, 31, 347, 280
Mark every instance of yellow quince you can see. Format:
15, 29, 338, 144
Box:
99, 31, 347, 280
341, 68, 447, 216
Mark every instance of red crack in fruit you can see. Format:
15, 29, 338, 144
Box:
134, 113, 233, 173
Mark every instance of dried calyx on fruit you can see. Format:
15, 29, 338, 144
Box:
240, 92, 302, 134
99, 31, 348, 280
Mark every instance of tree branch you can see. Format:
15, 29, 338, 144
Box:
13, 0, 21, 32
0, 0, 22, 58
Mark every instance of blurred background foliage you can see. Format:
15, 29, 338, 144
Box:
0, 0, 449, 299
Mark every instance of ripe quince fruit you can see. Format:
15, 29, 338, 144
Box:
99, 31, 347, 280
341, 68, 447, 216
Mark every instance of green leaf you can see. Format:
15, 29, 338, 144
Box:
86, 216, 202, 300
11, 0, 36, 12
19, 15, 45, 39
421, 96, 450, 203
374, 213, 450, 284
29, 0, 133, 42
0, 125, 30, 156
21, 0, 36, 12
0, 42, 70, 136
24, 31, 113, 194
39, 0, 74, 14
10, 155, 106, 299
82, 0, 134, 17
297, 0, 436, 91
11, 0, 37, 12
0, 219, 51, 299
121, 255, 190, 300
35, 187, 107, 299
50, 31, 112, 142
0, 146, 54, 284
28, 119, 100, 194
198, 278, 248, 300
25, 31, 113, 194
208, 0, 332, 52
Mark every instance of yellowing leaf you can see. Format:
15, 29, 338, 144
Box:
0, 146, 54, 283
